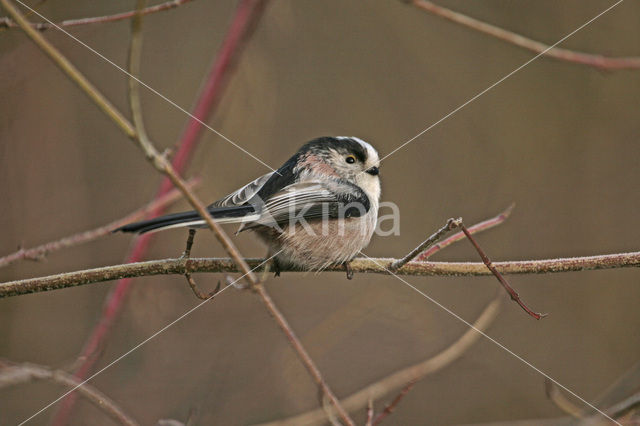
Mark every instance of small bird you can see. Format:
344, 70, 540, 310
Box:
116, 136, 381, 276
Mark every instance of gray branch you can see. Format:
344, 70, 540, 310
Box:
1, 251, 638, 298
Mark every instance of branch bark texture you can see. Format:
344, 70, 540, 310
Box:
2, 251, 638, 298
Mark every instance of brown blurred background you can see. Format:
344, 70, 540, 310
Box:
1, 1, 639, 424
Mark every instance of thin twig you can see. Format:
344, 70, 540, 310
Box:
0, 0, 194, 31
255, 283, 355, 426
460, 224, 546, 320
0, 361, 139, 426
0, 178, 198, 269
372, 379, 417, 425
59, 0, 271, 421
389, 217, 461, 271
410, 0, 640, 70
121, 1, 352, 418
48, 3, 153, 422
2, 250, 639, 298
185, 274, 221, 300
26, 0, 271, 422
4, 3, 352, 423
416, 203, 514, 261
128, 0, 151, 152
321, 395, 342, 426
257, 291, 505, 426
601, 392, 640, 421
590, 361, 640, 418
545, 378, 583, 418
365, 399, 374, 426
0, 0, 136, 138
181, 230, 222, 299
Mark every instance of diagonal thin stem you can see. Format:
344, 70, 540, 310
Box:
4, 2, 353, 423
0, 0, 136, 137
0, 178, 198, 269
0, 360, 139, 426
0, 0, 194, 31
410, 0, 640, 70
258, 290, 505, 426
4, 0, 272, 422
389, 217, 462, 271
460, 224, 546, 320
545, 378, 583, 418
254, 284, 355, 426
416, 203, 514, 261
372, 379, 417, 425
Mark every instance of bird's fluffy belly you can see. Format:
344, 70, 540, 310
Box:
254, 213, 376, 271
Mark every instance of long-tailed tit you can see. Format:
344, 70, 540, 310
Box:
117, 136, 381, 276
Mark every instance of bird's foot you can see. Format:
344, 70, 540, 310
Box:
344, 262, 354, 280
179, 229, 197, 259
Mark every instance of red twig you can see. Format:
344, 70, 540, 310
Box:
372, 379, 417, 425
460, 224, 547, 320
0, 0, 194, 30
51, 1, 269, 424
411, 0, 640, 71
169, 0, 269, 177
0, 178, 198, 269
416, 204, 514, 261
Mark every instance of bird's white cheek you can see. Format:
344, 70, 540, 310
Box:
358, 175, 381, 203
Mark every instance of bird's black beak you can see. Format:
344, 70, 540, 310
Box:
366, 166, 379, 176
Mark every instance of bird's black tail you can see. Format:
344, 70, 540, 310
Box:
114, 205, 257, 234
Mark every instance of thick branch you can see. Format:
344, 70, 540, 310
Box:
0, 0, 194, 30
0, 361, 139, 426
411, 0, 640, 70
2, 251, 638, 298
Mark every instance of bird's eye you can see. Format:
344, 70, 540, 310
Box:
345, 155, 356, 164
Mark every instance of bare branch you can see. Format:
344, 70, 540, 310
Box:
460, 224, 546, 320
545, 379, 583, 418
186, 274, 221, 300
372, 379, 416, 425
389, 217, 461, 271
257, 291, 504, 425
591, 361, 640, 417
57, 0, 271, 422
600, 392, 640, 421
0, 178, 198, 269
255, 283, 355, 426
2, 3, 352, 423
0, 0, 194, 31
0, 360, 139, 426
127, 0, 152, 155
392, 211, 542, 319
416, 203, 514, 261
1, 251, 638, 298
410, 0, 640, 71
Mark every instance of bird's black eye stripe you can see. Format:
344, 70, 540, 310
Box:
345, 155, 356, 164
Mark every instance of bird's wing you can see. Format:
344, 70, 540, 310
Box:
252, 180, 371, 227
210, 172, 275, 208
